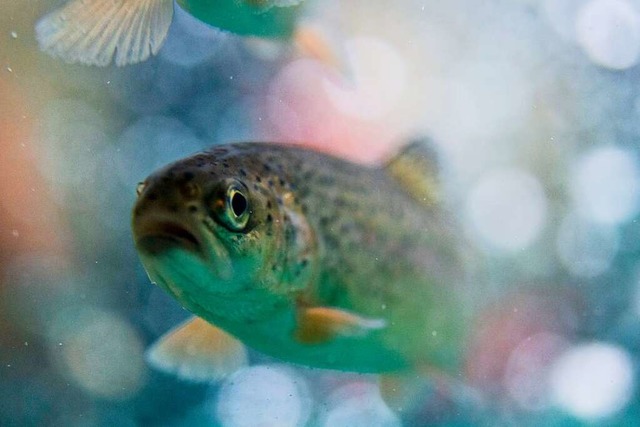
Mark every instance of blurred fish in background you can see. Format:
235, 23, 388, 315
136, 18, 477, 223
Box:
34, 0, 342, 68
2, 0, 640, 426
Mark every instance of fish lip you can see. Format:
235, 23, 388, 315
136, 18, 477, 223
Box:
135, 222, 202, 255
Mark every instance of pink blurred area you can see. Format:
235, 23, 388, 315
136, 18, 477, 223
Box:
0, 1, 74, 355
0, 78, 70, 262
0, 0, 71, 260
464, 288, 582, 394
262, 58, 404, 164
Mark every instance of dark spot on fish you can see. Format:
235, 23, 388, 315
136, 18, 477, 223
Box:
276, 197, 283, 206
279, 178, 285, 186
340, 223, 352, 233
266, 214, 273, 223
263, 163, 271, 172
183, 172, 194, 181
253, 183, 260, 191
317, 175, 335, 186
324, 233, 340, 248
239, 169, 247, 177
168, 204, 179, 213
223, 162, 229, 168
256, 176, 262, 183
268, 179, 274, 188
266, 201, 272, 209
300, 259, 308, 268
188, 205, 198, 213
271, 264, 277, 271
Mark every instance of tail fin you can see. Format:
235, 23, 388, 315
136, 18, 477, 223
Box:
35, 0, 174, 66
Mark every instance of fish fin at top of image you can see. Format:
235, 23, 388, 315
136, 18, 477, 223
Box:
35, 0, 309, 67
35, 0, 174, 67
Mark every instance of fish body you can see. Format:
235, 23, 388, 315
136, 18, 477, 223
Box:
132, 142, 466, 376
177, 0, 303, 38
36, 0, 306, 66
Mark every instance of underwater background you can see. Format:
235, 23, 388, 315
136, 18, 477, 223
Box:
2, 0, 640, 425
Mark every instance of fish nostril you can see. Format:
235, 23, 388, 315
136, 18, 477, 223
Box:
136, 181, 147, 197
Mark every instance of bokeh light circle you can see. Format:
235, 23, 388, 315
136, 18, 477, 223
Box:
465, 169, 548, 252
322, 36, 407, 120
571, 146, 640, 225
575, 0, 640, 70
556, 213, 619, 278
52, 307, 147, 400
550, 342, 634, 420
321, 382, 400, 427
215, 364, 310, 427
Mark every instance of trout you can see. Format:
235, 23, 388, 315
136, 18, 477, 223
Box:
132, 141, 467, 381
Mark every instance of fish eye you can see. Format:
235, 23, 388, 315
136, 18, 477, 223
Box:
230, 190, 248, 218
210, 180, 251, 232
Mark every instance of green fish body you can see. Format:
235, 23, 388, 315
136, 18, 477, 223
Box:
132, 142, 466, 377
177, 0, 303, 38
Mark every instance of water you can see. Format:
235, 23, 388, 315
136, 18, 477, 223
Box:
2, 0, 640, 425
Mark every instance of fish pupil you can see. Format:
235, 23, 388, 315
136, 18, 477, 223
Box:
231, 192, 248, 218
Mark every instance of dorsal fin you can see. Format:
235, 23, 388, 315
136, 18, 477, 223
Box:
384, 138, 441, 207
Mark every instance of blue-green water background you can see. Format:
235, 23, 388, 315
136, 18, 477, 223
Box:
2, 1, 640, 426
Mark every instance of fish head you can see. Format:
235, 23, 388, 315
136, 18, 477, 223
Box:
131, 148, 306, 319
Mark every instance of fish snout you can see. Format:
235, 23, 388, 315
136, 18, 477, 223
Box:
132, 176, 205, 256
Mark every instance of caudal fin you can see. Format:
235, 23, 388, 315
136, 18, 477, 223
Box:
35, 0, 174, 67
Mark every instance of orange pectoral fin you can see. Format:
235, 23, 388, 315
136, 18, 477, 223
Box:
146, 317, 247, 382
295, 306, 386, 344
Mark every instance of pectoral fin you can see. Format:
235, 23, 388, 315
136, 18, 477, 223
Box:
146, 317, 247, 382
295, 307, 386, 344
35, 0, 174, 66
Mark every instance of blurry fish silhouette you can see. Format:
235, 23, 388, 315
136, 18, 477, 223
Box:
36, 0, 338, 67
131, 140, 469, 392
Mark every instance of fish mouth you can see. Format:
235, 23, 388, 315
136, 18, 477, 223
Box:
135, 222, 202, 255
